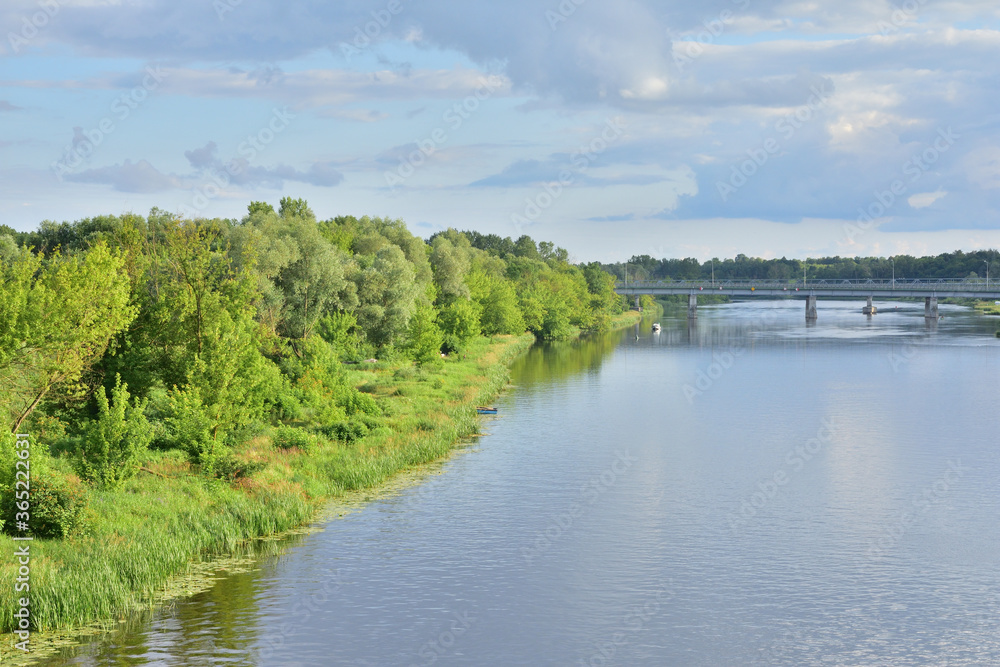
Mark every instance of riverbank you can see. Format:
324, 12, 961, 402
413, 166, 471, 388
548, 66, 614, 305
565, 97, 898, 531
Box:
973, 300, 1000, 315
1, 314, 644, 661
1, 332, 538, 660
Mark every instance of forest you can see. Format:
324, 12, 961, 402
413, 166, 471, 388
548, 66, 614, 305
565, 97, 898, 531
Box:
607, 250, 1000, 282
0, 199, 624, 537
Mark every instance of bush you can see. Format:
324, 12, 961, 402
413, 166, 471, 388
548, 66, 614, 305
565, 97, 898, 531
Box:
393, 366, 416, 381
342, 389, 381, 416
166, 386, 216, 463
202, 452, 266, 482
323, 419, 369, 444
272, 426, 318, 453
78, 375, 153, 489
1, 473, 90, 539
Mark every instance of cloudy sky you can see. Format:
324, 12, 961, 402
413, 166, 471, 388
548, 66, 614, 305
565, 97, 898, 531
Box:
2, 0, 1000, 262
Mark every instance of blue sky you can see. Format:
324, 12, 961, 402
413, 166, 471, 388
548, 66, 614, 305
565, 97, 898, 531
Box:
2, 0, 1000, 262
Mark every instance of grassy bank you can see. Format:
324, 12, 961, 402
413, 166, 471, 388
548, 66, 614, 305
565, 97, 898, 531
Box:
608, 309, 644, 328
1, 333, 533, 655
973, 300, 1000, 315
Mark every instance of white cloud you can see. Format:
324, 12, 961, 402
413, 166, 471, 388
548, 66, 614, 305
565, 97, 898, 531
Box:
908, 190, 947, 208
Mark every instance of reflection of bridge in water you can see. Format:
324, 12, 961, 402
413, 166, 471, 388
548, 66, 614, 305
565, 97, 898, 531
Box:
617, 279, 1000, 320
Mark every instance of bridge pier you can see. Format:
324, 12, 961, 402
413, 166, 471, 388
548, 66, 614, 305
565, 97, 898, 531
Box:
863, 296, 876, 315
925, 296, 938, 319
805, 295, 817, 320
688, 293, 697, 318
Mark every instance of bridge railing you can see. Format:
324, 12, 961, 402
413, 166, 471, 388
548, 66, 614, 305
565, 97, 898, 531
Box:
615, 278, 997, 292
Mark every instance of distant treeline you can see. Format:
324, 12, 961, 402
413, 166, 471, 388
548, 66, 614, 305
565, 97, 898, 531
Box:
0, 200, 624, 497
605, 250, 1000, 282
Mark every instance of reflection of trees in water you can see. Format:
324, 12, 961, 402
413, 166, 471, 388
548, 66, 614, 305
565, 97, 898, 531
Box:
510, 331, 622, 387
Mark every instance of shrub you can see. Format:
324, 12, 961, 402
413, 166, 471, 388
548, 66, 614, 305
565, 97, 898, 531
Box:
166, 386, 216, 463
342, 389, 381, 416
202, 452, 266, 482
1, 473, 90, 539
323, 419, 369, 444
393, 366, 416, 381
272, 426, 318, 453
78, 375, 153, 489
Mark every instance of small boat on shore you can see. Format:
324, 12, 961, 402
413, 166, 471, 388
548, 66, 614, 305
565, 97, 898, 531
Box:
476, 406, 498, 415
651, 323, 661, 333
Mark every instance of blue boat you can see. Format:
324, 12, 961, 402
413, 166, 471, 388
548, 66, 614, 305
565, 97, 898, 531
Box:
476, 406, 498, 415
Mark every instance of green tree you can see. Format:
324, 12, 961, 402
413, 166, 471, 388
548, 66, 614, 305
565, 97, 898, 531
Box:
430, 233, 472, 300
351, 245, 420, 349
279, 197, 314, 221
405, 299, 444, 363
438, 298, 481, 352
468, 271, 525, 335
273, 218, 356, 344
514, 235, 541, 260
248, 201, 275, 216
0, 243, 136, 433
80, 375, 153, 489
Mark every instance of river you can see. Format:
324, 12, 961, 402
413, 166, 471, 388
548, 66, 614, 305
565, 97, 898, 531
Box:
42, 300, 1000, 666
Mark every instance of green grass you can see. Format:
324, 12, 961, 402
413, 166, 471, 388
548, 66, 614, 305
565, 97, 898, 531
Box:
608, 310, 643, 328
0, 334, 534, 646
973, 300, 1000, 315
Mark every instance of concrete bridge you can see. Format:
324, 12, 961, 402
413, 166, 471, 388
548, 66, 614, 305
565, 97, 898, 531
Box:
616, 279, 1000, 320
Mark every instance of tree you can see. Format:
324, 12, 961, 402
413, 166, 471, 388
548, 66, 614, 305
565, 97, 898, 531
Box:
468, 271, 525, 335
430, 234, 472, 300
404, 299, 444, 363
145, 219, 283, 444
0, 243, 136, 433
351, 245, 420, 348
273, 218, 356, 344
514, 235, 541, 259
279, 196, 314, 221
80, 375, 153, 489
248, 201, 275, 216
438, 298, 481, 352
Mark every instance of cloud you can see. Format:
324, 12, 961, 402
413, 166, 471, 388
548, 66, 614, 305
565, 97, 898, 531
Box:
62, 142, 346, 194
183, 141, 345, 188
0, 100, 20, 111
908, 190, 947, 208
66, 159, 181, 193
587, 213, 637, 222
184, 141, 219, 169
4, 65, 511, 109
315, 108, 389, 122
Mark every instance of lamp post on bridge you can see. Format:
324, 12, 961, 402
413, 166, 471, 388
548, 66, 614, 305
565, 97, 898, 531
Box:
985, 260, 990, 289
711, 259, 715, 288
891, 257, 895, 290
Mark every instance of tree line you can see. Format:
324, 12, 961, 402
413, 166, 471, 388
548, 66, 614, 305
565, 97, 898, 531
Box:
0, 200, 624, 501
607, 250, 1000, 282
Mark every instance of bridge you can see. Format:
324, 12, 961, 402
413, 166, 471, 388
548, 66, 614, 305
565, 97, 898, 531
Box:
616, 279, 1000, 320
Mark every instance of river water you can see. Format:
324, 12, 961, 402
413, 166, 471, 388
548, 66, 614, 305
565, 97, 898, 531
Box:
44, 300, 1000, 666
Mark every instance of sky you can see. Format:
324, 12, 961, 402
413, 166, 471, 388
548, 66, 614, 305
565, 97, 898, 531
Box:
2, 0, 1000, 263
